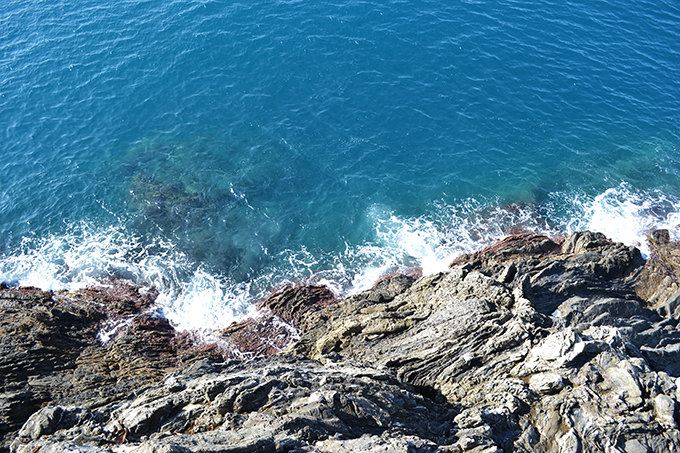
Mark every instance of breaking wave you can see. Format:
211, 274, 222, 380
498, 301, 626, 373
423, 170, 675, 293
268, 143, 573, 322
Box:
2, 184, 679, 331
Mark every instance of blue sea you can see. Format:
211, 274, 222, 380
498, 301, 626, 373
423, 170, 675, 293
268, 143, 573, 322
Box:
2, 0, 680, 331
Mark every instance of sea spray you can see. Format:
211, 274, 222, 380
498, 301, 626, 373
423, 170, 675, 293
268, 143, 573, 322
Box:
558, 183, 680, 257
2, 187, 675, 333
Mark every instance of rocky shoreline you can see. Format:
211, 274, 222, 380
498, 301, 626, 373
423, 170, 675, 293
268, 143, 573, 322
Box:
2, 230, 680, 452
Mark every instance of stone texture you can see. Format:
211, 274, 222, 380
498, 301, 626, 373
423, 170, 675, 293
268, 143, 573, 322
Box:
6, 231, 680, 453
0, 282, 217, 452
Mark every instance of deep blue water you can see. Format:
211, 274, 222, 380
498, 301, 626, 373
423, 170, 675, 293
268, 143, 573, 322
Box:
2, 0, 680, 330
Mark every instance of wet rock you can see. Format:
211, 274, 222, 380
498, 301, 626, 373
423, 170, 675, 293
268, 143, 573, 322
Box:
262, 284, 337, 331
214, 284, 339, 358
450, 233, 560, 268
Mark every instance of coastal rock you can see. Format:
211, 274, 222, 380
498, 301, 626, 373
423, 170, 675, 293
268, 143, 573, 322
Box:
215, 284, 338, 357
528, 373, 565, 395
11, 356, 454, 453
7, 231, 680, 452
633, 229, 680, 305
262, 284, 337, 331
0, 282, 206, 452
290, 231, 680, 451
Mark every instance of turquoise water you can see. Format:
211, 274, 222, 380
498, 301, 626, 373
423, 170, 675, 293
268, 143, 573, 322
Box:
2, 0, 680, 330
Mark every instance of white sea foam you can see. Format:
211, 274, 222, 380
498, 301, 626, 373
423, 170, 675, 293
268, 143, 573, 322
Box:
2, 186, 680, 333
342, 201, 557, 294
339, 186, 680, 292
156, 268, 258, 331
0, 222, 257, 332
0, 225, 149, 291
559, 183, 680, 257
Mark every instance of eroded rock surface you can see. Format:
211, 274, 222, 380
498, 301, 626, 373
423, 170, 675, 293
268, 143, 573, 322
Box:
6, 231, 680, 452
11, 355, 455, 453
0, 282, 216, 452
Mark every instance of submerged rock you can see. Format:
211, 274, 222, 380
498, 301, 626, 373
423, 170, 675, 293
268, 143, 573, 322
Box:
5, 230, 680, 452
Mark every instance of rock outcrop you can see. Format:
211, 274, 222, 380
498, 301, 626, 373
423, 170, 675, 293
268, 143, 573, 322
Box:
4, 231, 680, 452
0, 281, 220, 452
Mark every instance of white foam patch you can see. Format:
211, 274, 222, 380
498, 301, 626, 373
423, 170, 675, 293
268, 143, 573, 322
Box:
3, 186, 680, 334
0, 225, 148, 291
309, 201, 558, 296
0, 222, 260, 332
97, 316, 134, 344
560, 183, 680, 257
374, 214, 449, 276
157, 269, 259, 331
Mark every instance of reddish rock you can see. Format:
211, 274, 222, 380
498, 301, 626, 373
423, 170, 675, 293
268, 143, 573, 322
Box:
450, 233, 561, 268
218, 315, 296, 357
262, 284, 337, 331
214, 285, 338, 358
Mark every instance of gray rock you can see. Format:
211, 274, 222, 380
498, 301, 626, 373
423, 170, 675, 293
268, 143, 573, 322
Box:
17, 406, 64, 441
9, 231, 680, 453
13, 442, 113, 453
604, 365, 643, 409
314, 435, 439, 453
135, 430, 275, 453
512, 328, 585, 377
529, 373, 565, 395
624, 439, 651, 453
653, 394, 677, 429
556, 429, 581, 453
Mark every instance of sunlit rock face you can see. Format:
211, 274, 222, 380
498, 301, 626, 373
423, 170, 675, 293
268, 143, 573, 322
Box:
6, 230, 680, 453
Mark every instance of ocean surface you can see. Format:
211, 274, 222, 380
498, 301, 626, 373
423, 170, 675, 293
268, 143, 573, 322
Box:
2, 0, 680, 331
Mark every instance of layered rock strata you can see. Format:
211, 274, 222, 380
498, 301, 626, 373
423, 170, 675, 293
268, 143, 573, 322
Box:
4, 230, 680, 452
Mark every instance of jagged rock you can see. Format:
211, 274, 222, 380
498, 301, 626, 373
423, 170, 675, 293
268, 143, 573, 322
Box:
135, 429, 276, 453
513, 328, 585, 376
314, 435, 439, 452
7, 231, 680, 452
262, 284, 337, 331
289, 231, 680, 451
634, 229, 680, 305
655, 289, 680, 318
604, 364, 643, 409
11, 356, 455, 452
653, 394, 677, 429
214, 284, 338, 357
17, 407, 64, 442
0, 282, 197, 452
450, 233, 560, 268
528, 373, 565, 395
